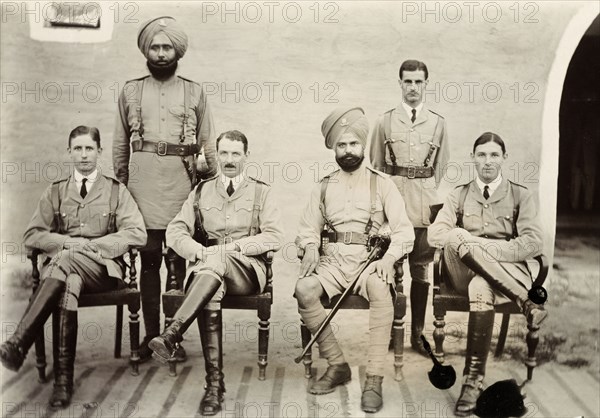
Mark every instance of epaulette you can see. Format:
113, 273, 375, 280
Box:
177, 75, 200, 86
52, 176, 69, 185
319, 169, 340, 182
248, 176, 270, 186
366, 166, 388, 178
428, 109, 445, 119
199, 174, 219, 184
100, 173, 121, 184
508, 179, 528, 190
454, 181, 472, 189
125, 75, 150, 84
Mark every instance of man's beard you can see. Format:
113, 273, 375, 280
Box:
336, 153, 364, 172
147, 59, 178, 80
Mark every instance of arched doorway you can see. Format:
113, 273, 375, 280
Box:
557, 15, 600, 229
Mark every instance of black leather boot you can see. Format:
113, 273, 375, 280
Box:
410, 281, 430, 357
199, 309, 225, 416
1, 278, 64, 372
149, 274, 221, 362
49, 309, 77, 408
460, 251, 547, 327
455, 310, 494, 417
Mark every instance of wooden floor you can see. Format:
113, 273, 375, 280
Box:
2, 347, 599, 418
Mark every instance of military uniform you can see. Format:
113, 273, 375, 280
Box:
428, 175, 544, 417
428, 177, 543, 300
24, 173, 147, 284
295, 164, 415, 300
113, 73, 218, 350
166, 175, 284, 299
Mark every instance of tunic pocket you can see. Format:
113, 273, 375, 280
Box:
462, 203, 483, 232
494, 204, 515, 237
87, 204, 111, 235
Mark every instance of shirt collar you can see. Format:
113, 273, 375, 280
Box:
221, 173, 244, 188
74, 169, 98, 184
476, 174, 502, 196
401, 102, 424, 121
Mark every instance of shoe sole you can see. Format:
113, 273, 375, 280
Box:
148, 339, 173, 363
361, 405, 383, 413
309, 376, 352, 395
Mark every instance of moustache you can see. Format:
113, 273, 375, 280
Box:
224, 164, 236, 168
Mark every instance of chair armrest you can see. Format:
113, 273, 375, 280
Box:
126, 248, 139, 290
264, 251, 274, 294
433, 248, 444, 288
532, 254, 549, 287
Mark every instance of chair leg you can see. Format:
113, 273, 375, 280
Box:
300, 320, 312, 379
433, 314, 446, 364
525, 320, 540, 381
257, 300, 271, 381
393, 293, 406, 381
128, 303, 140, 376
495, 314, 510, 358
115, 305, 123, 359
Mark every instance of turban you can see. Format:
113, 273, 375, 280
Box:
321, 107, 369, 149
137, 16, 188, 59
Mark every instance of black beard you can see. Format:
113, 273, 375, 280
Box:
336, 154, 364, 172
147, 59, 178, 80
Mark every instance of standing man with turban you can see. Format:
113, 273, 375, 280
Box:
113, 16, 218, 363
369, 59, 450, 357
295, 107, 414, 413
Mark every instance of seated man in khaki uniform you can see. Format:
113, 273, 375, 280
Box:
0, 126, 147, 408
149, 130, 284, 416
295, 107, 415, 413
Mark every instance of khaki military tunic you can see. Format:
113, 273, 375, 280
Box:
295, 164, 415, 298
166, 176, 284, 291
113, 74, 217, 229
23, 175, 147, 279
370, 105, 450, 227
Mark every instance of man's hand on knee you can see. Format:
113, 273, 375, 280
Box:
364, 254, 396, 284
299, 243, 319, 278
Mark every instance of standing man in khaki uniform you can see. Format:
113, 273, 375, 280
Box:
369, 60, 449, 356
113, 16, 218, 362
150, 130, 284, 416
1, 126, 147, 408
428, 132, 546, 416
295, 107, 414, 413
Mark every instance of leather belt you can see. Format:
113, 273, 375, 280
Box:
206, 236, 248, 246
131, 140, 200, 157
327, 231, 369, 245
383, 165, 434, 178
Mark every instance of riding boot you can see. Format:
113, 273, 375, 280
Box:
49, 309, 77, 408
1, 278, 64, 371
460, 251, 547, 327
198, 309, 225, 416
410, 281, 430, 357
149, 274, 221, 362
455, 310, 494, 416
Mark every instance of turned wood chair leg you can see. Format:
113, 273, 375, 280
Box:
128, 303, 140, 376
115, 305, 123, 358
433, 314, 446, 364
495, 313, 510, 358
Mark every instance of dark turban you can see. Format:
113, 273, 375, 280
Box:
321, 107, 369, 149
137, 16, 188, 59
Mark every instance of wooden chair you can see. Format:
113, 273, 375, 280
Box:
162, 248, 274, 380
299, 255, 408, 382
29, 248, 141, 382
432, 248, 549, 380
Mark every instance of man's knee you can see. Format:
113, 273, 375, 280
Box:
295, 276, 323, 306
366, 274, 392, 302
468, 276, 494, 304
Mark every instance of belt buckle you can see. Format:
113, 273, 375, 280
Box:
223, 236, 233, 244
407, 166, 416, 179
157, 141, 168, 156
343, 231, 352, 244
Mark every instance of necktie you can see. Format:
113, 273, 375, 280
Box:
483, 185, 490, 200
411, 109, 417, 123
227, 180, 234, 196
80, 178, 88, 198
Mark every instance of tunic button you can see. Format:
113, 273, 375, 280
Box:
410, 142, 414, 146
484, 234, 489, 238
80, 223, 85, 227
410, 158, 414, 162
484, 222, 489, 226
226, 215, 230, 219
484, 204, 489, 208
80, 204, 85, 208
410, 129, 414, 132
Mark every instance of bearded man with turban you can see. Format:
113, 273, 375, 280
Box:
294, 107, 415, 413
369, 60, 450, 357
113, 16, 218, 363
